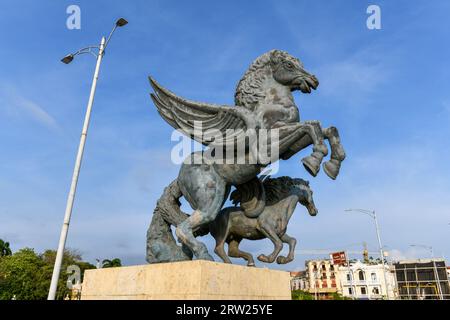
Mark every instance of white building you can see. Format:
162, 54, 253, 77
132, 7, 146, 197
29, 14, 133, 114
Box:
337, 260, 397, 300
290, 271, 308, 291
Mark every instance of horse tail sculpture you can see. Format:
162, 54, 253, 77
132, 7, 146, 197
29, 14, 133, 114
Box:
230, 177, 266, 218
146, 179, 193, 263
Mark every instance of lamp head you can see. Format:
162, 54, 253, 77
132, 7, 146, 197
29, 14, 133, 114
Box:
116, 18, 128, 27
61, 54, 74, 64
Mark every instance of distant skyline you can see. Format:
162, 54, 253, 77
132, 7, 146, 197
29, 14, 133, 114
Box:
0, 0, 449, 270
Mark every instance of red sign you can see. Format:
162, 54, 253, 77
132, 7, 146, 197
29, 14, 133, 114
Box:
331, 251, 347, 266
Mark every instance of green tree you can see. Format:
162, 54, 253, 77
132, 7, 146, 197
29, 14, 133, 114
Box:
0, 248, 95, 300
291, 290, 314, 300
0, 239, 12, 257
102, 258, 122, 268
0, 248, 47, 300
331, 292, 351, 300
368, 256, 387, 265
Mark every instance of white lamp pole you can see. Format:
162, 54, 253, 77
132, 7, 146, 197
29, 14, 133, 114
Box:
344, 208, 391, 300
48, 18, 127, 300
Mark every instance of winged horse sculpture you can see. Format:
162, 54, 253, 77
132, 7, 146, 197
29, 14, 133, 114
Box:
148, 50, 345, 261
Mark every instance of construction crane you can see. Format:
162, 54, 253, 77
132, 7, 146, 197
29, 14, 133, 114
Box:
295, 249, 379, 256
294, 241, 381, 257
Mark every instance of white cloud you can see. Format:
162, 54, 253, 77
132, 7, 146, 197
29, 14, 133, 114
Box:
13, 94, 58, 129
0, 83, 59, 130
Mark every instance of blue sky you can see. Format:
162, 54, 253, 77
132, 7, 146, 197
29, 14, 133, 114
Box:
0, 0, 449, 270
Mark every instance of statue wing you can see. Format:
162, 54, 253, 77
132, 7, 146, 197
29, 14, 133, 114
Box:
149, 77, 250, 146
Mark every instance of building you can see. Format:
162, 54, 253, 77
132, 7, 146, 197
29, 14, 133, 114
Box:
304, 259, 340, 299
447, 267, 450, 282
337, 260, 397, 300
290, 271, 308, 291
393, 259, 450, 300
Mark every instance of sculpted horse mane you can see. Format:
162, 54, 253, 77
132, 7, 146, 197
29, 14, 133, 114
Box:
231, 176, 310, 207
235, 50, 304, 111
264, 176, 310, 205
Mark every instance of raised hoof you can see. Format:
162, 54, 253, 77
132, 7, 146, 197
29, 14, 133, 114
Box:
323, 159, 341, 180
276, 256, 291, 264
302, 156, 320, 177
257, 254, 273, 263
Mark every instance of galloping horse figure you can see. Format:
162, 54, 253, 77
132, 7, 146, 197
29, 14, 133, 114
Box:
209, 176, 317, 266
149, 50, 345, 261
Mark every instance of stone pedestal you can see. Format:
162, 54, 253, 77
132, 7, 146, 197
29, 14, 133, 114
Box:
81, 260, 291, 300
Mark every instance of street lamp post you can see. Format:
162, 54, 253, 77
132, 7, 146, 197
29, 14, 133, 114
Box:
344, 208, 392, 300
47, 18, 128, 301
410, 244, 444, 300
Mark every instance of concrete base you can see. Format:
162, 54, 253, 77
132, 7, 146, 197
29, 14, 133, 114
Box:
81, 260, 291, 300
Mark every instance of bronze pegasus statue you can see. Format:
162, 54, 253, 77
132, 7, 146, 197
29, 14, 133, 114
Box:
146, 49, 345, 263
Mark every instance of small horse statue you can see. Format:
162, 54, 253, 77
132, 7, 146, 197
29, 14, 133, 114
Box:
208, 176, 317, 266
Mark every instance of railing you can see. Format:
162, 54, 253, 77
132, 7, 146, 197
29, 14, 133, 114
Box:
341, 280, 381, 285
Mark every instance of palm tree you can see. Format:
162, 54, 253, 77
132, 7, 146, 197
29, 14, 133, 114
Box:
0, 239, 12, 257
101, 258, 122, 268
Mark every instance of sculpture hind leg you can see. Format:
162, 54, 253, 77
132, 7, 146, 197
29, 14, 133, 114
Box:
176, 213, 214, 261
210, 209, 232, 264
214, 240, 232, 264
176, 201, 226, 261
276, 234, 297, 264
176, 163, 228, 261
228, 239, 255, 267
